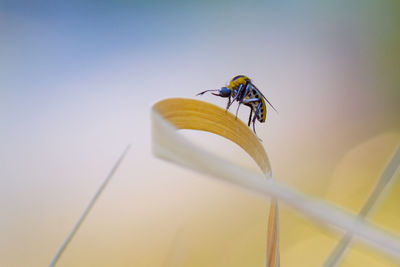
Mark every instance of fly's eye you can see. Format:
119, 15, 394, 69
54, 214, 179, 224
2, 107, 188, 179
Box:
219, 87, 231, 97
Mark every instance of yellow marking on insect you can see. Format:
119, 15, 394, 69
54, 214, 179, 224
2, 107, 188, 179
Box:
260, 98, 266, 122
227, 75, 249, 90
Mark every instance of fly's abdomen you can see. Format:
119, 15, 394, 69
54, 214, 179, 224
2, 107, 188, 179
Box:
245, 85, 266, 123
258, 99, 266, 122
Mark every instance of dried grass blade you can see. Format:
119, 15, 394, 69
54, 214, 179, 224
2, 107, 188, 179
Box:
152, 98, 280, 266
151, 98, 400, 263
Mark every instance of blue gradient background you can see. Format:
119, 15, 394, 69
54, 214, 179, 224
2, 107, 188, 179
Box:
1, 1, 400, 266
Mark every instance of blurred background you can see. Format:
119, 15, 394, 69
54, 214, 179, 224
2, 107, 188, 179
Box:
1, 0, 400, 266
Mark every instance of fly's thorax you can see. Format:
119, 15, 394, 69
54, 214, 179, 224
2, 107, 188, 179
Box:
228, 75, 250, 91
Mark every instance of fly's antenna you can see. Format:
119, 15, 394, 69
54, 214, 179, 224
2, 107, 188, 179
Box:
196, 89, 219, 96
250, 82, 278, 113
264, 97, 278, 113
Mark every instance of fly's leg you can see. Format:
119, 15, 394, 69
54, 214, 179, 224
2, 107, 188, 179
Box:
241, 98, 260, 126
247, 109, 253, 127
241, 98, 260, 104
235, 105, 240, 119
225, 95, 231, 112
252, 102, 262, 140
234, 83, 251, 119
227, 84, 243, 110
241, 98, 262, 140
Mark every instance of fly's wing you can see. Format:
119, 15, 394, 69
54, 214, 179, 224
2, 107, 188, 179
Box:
250, 82, 278, 113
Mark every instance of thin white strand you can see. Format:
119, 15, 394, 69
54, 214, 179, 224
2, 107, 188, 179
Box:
323, 145, 400, 267
49, 144, 131, 267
